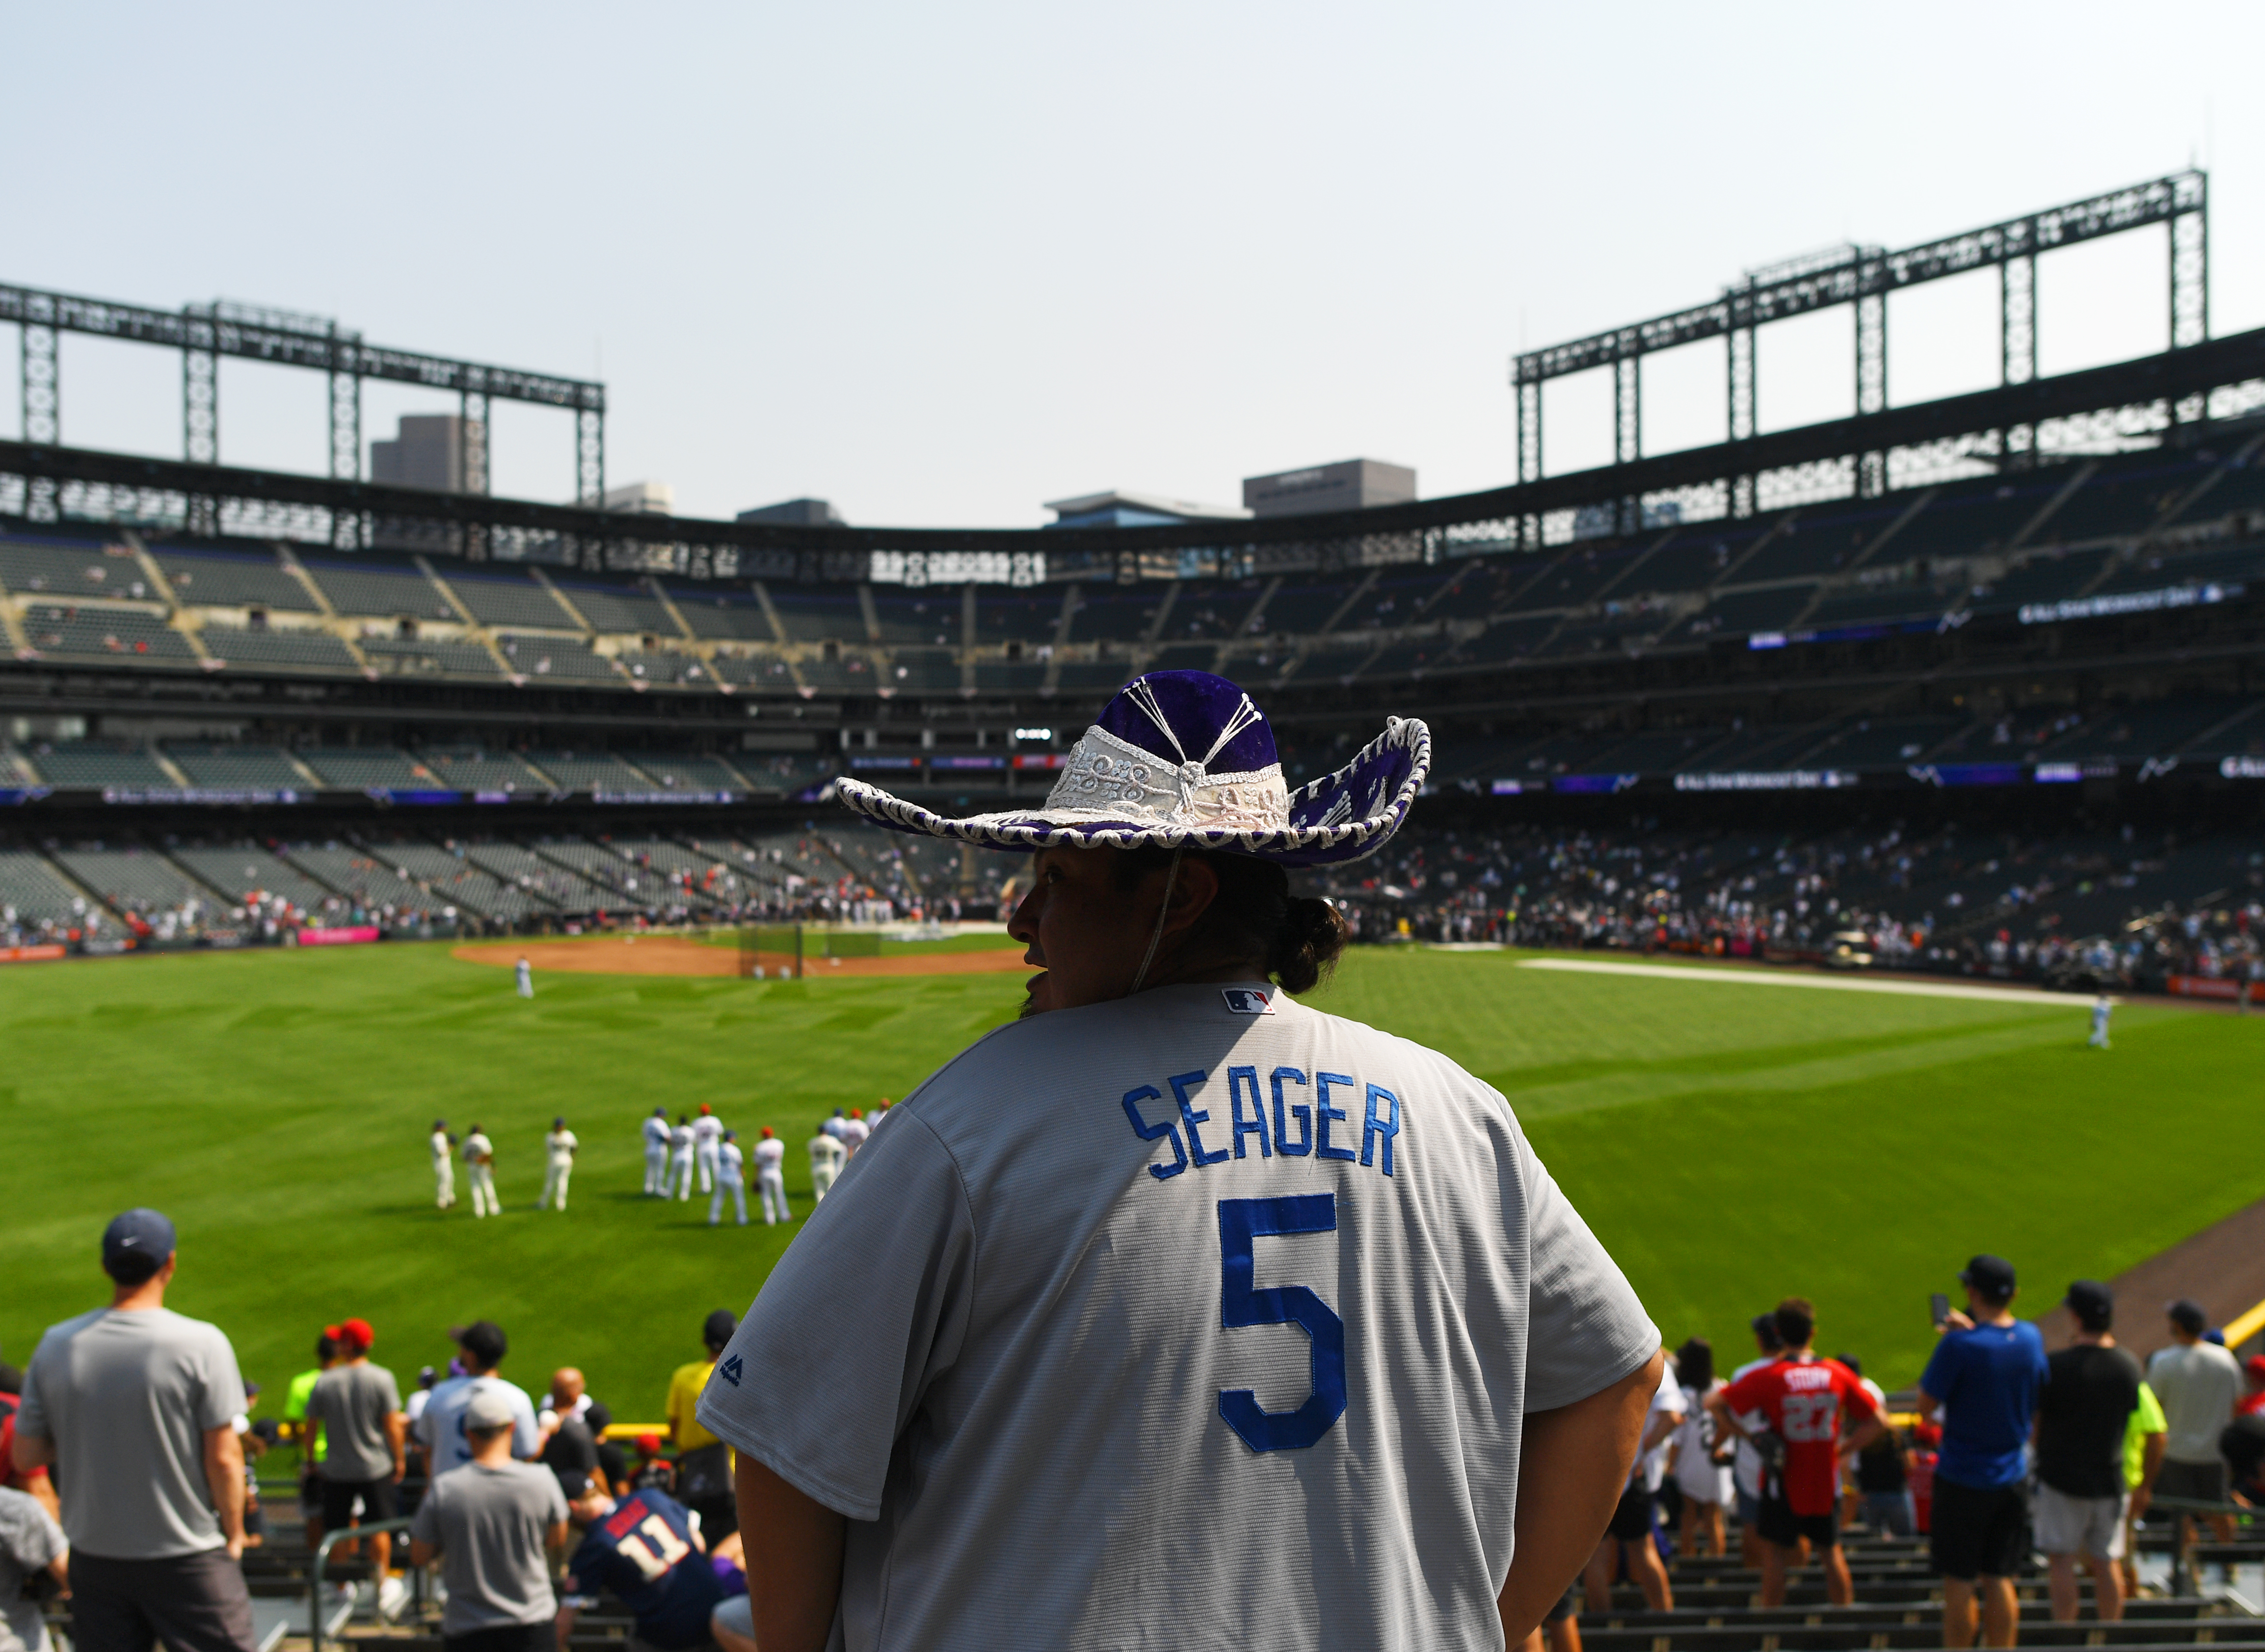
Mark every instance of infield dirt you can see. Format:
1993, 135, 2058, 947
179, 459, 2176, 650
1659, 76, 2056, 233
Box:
452, 934, 1036, 977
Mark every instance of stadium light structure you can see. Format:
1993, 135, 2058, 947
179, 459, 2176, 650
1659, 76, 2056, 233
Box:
1511, 172, 2209, 525
0, 284, 607, 529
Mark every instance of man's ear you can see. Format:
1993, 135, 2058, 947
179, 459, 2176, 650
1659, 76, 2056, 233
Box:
1162, 855, 1220, 936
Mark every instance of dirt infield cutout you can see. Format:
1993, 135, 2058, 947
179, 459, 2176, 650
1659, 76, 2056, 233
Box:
453, 935, 1035, 978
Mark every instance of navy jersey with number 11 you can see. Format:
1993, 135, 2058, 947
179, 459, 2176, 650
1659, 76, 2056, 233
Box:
562, 1490, 726, 1652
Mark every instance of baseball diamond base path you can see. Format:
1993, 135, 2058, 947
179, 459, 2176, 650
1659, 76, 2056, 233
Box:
452, 935, 1036, 978
2029, 1194, 2265, 1363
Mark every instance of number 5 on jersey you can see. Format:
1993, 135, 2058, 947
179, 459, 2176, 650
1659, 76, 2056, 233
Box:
1218, 1194, 1347, 1453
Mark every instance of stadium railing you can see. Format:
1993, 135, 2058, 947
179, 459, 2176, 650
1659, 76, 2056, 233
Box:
309, 1517, 421, 1652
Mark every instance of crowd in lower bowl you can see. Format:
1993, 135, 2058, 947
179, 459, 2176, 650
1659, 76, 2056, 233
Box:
6, 1215, 2263, 1652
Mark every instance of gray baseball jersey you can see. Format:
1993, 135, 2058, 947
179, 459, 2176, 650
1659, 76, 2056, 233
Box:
697, 980, 1657, 1652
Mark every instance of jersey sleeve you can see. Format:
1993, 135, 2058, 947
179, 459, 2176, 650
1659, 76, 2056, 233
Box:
2134, 1381, 2166, 1434
1514, 1126, 1660, 1412
1838, 1364, 1880, 1421
1718, 1365, 1770, 1422
696, 1109, 978, 1521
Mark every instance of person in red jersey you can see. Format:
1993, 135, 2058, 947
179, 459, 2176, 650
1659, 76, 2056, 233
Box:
1708, 1298, 1885, 1607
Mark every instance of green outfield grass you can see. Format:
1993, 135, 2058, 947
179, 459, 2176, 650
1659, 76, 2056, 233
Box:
2, 943, 2258, 1427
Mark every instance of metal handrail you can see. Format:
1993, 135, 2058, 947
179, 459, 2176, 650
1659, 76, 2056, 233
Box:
308, 1516, 418, 1652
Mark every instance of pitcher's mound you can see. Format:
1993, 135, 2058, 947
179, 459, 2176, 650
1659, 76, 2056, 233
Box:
453, 936, 1034, 978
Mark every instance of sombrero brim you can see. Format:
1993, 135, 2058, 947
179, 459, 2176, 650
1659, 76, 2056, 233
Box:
836, 717, 1430, 868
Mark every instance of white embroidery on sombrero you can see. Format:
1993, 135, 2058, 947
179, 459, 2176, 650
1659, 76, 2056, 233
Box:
832, 716, 1433, 868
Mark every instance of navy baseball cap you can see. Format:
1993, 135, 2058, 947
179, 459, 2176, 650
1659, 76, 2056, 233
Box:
102, 1208, 176, 1273
2169, 1299, 2209, 1335
1959, 1255, 2017, 1296
2065, 1280, 2114, 1328
702, 1309, 737, 1349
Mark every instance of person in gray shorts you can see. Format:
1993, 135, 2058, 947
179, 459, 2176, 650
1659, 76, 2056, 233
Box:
408, 1390, 568, 1652
10, 1210, 256, 1652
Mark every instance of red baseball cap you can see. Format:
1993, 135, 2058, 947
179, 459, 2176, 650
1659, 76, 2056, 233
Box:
339, 1318, 374, 1353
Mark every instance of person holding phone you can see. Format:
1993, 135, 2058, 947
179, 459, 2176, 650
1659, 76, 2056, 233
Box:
1917, 1256, 2049, 1650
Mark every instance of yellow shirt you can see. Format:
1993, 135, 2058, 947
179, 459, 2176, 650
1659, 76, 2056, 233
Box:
667, 1359, 720, 1453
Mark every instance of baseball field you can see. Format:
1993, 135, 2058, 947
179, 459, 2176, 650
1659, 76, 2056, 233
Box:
5, 937, 2259, 1423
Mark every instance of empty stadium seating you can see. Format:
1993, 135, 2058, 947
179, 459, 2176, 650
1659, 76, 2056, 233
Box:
19, 603, 195, 661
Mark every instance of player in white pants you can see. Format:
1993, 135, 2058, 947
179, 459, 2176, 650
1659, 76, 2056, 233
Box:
692, 1104, 723, 1193
2088, 994, 2112, 1049
669, 1115, 696, 1200
540, 1117, 578, 1210
515, 956, 533, 998
753, 1126, 789, 1225
431, 1120, 457, 1209
710, 1131, 748, 1227
807, 1126, 844, 1205
642, 1107, 671, 1195
463, 1126, 497, 1217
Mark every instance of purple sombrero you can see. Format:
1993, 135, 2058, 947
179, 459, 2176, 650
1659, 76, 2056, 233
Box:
835, 669, 1430, 867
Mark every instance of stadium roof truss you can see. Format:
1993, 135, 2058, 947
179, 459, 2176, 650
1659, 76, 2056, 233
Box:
0, 288, 606, 514
1511, 172, 2210, 522
0, 173, 2255, 589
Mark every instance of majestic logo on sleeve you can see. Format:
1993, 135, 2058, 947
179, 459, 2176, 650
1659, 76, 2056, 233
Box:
717, 1355, 743, 1387
1221, 988, 1273, 1015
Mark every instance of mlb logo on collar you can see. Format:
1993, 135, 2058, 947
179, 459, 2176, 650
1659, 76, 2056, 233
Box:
1221, 988, 1273, 1015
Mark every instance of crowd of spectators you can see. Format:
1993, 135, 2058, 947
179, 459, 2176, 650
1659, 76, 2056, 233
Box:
6, 1211, 2262, 1652
2, 1215, 773, 1652
1315, 819, 2265, 993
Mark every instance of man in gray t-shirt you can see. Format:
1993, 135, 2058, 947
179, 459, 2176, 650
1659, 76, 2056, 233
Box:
11, 1209, 256, 1652
0, 1485, 68, 1652
304, 1318, 406, 1615
2148, 1299, 2243, 1541
409, 1390, 568, 1652
699, 669, 1665, 1652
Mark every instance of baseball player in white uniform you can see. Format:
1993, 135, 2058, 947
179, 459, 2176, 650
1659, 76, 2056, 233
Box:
710, 1130, 748, 1227
669, 1114, 696, 1201
462, 1124, 497, 1218
696, 670, 1662, 1652
540, 1116, 578, 1210
642, 1106, 672, 1195
836, 1108, 870, 1160
2089, 993, 2112, 1049
430, 1119, 456, 1209
752, 1127, 789, 1225
807, 1126, 845, 1205
515, 955, 533, 998
692, 1104, 724, 1193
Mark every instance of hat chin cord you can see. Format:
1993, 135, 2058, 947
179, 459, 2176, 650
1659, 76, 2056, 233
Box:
1126, 845, 1185, 997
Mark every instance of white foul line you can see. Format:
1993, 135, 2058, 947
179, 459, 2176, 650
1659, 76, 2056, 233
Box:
1517, 957, 2100, 1007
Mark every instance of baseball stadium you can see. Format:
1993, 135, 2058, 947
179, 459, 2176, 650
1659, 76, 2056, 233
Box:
5, 31, 2265, 1652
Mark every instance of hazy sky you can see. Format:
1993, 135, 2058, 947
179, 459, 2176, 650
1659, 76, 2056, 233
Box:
4, 2, 2259, 527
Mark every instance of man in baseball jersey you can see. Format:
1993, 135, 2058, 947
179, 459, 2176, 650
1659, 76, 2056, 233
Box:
835, 1108, 869, 1160
515, 955, 533, 998
806, 1126, 844, 1206
1708, 1298, 1883, 1607
643, 1108, 672, 1197
820, 1109, 847, 1144
692, 1105, 724, 1194
2088, 994, 2112, 1049
463, 1125, 499, 1219
750, 1128, 788, 1226
669, 1115, 697, 1202
540, 1118, 578, 1212
697, 671, 1662, 1652
430, 1121, 456, 1210
710, 1132, 748, 1228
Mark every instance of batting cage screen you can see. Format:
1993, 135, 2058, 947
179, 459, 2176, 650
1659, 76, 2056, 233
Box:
737, 923, 804, 979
